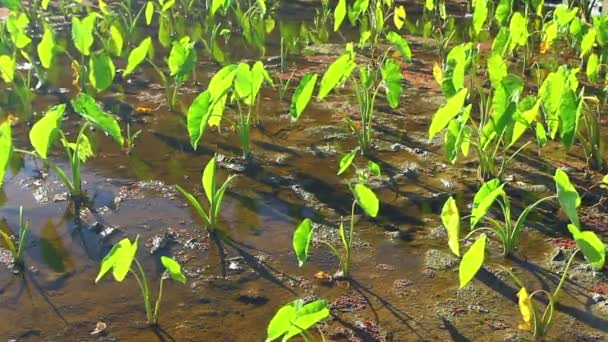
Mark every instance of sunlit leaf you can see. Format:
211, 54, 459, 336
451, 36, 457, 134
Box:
317, 51, 356, 100
37, 25, 56, 69
442, 197, 460, 257
161, 256, 186, 284
381, 59, 402, 109
554, 169, 580, 228
471, 179, 504, 228
459, 234, 486, 289
0, 55, 15, 83
89, 52, 116, 92
334, 0, 346, 32
71, 94, 124, 146
293, 218, 314, 267
386, 31, 411, 62
145, 1, 155, 25
187, 90, 213, 148
202, 156, 216, 205
108, 24, 124, 57
428, 88, 467, 139
29, 104, 66, 159
0, 122, 12, 187
71, 14, 96, 56
123, 37, 152, 77
517, 287, 532, 330
337, 150, 356, 175
352, 184, 379, 217
567, 224, 605, 270
290, 73, 318, 121
394, 6, 406, 30
472, 0, 488, 35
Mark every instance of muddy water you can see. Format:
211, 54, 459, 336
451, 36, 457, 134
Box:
1, 2, 608, 341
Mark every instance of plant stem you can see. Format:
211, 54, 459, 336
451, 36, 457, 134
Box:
134, 258, 153, 324
553, 249, 579, 302
153, 273, 166, 324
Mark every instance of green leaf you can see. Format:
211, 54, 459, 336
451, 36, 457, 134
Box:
212, 174, 236, 221
29, 104, 66, 159
509, 97, 540, 148
208, 64, 238, 126
108, 24, 124, 57
334, 0, 346, 32
6, 12, 31, 48
386, 31, 412, 62
0, 121, 12, 187
145, 1, 155, 25
567, 225, 605, 270
292, 218, 314, 267
442, 197, 460, 257
337, 150, 356, 175
352, 184, 379, 217
394, 5, 406, 30
71, 94, 124, 146
161, 0, 176, 11
95, 237, 138, 283
89, 52, 116, 92
0, 55, 15, 83
472, 0, 488, 35
558, 89, 582, 150
168, 36, 197, 79
211, 0, 228, 15
187, 90, 213, 148
508, 12, 528, 51
428, 88, 468, 139
554, 169, 580, 228
459, 234, 486, 289
290, 73, 318, 121
368, 161, 381, 177
536, 122, 548, 147
494, 0, 512, 26
37, 25, 56, 69
266, 305, 296, 342
202, 156, 216, 205
71, 14, 97, 56
68, 133, 94, 163
161, 256, 187, 284
283, 300, 330, 340
586, 53, 600, 83
317, 51, 356, 100
123, 37, 152, 77
471, 179, 505, 228
176, 185, 210, 224
580, 27, 596, 57
381, 59, 402, 109
487, 53, 507, 88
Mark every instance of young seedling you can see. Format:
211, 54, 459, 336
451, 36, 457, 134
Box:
14, 94, 124, 201
176, 155, 236, 233
293, 157, 380, 279
443, 178, 557, 258
265, 299, 330, 342
186, 62, 273, 159
95, 237, 187, 325
0, 206, 30, 269
502, 170, 605, 337
125, 122, 143, 155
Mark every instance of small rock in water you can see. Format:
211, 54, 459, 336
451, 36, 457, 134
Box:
90, 321, 107, 335
53, 192, 69, 202
149, 230, 175, 254
425, 249, 459, 270
439, 178, 455, 191
592, 293, 605, 304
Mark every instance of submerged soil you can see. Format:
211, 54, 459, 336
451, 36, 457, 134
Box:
1, 1, 608, 341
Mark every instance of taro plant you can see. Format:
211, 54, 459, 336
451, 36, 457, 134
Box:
265, 299, 330, 342
95, 237, 187, 325
0, 206, 30, 269
186, 61, 273, 159
292, 159, 380, 279
14, 95, 124, 200
176, 155, 236, 233
442, 178, 557, 260
315, 37, 410, 153
501, 169, 605, 338
121, 35, 196, 111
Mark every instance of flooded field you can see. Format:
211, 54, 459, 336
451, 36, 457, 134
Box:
0, 0, 607, 341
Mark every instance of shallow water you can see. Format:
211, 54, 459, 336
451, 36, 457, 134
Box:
1, 1, 608, 341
